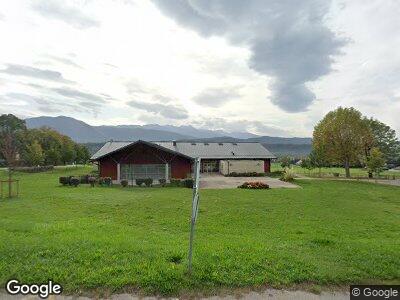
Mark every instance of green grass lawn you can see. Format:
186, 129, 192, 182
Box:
271, 162, 400, 179
0, 166, 399, 296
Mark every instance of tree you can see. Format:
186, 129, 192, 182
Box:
0, 114, 26, 166
280, 156, 292, 168
313, 107, 373, 178
309, 147, 328, 177
366, 147, 386, 177
75, 144, 91, 164
365, 118, 400, 164
24, 140, 44, 166
60, 136, 76, 165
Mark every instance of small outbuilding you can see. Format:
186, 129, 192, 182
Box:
90, 140, 276, 184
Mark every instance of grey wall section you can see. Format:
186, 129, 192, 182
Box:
219, 160, 264, 175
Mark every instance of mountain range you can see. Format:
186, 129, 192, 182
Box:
25, 116, 312, 157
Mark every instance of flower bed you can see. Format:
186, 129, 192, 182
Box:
238, 181, 269, 189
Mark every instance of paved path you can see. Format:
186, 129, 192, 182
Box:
200, 174, 298, 189
0, 289, 349, 299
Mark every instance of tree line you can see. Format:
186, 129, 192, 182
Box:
306, 107, 400, 177
0, 114, 90, 167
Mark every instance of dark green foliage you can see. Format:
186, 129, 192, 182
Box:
59, 176, 70, 186
159, 178, 166, 186
135, 179, 145, 186
102, 177, 112, 187
121, 180, 128, 187
225, 172, 265, 177
279, 156, 293, 168
169, 179, 181, 187
69, 177, 80, 187
182, 178, 194, 188
143, 178, 153, 187
333, 172, 340, 177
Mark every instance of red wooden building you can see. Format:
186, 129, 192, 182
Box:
91, 140, 275, 183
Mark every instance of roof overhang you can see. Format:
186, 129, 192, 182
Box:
90, 140, 194, 161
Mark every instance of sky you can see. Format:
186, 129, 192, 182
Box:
0, 0, 399, 137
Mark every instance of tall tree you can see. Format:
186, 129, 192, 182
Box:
24, 140, 45, 166
366, 147, 386, 177
365, 118, 400, 164
313, 107, 373, 178
0, 114, 26, 166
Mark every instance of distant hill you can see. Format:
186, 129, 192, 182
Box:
25, 115, 312, 157
25, 116, 194, 143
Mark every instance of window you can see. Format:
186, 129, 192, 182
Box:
121, 164, 170, 180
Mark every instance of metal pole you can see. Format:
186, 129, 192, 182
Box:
188, 157, 201, 274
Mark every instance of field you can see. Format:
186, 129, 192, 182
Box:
0, 166, 399, 296
271, 162, 400, 179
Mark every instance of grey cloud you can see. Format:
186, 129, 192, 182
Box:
0, 64, 73, 83
51, 87, 106, 103
152, 0, 346, 112
32, 0, 99, 29
127, 96, 188, 120
45, 55, 83, 69
192, 87, 241, 107
194, 117, 289, 137
2, 92, 98, 115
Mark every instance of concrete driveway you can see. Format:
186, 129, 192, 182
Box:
199, 173, 298, 189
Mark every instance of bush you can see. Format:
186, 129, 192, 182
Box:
103, 177, 112, 187
169, 179, 181, 187
225, 172, 265, 177
280, 168, 295, 182
238, 181, 269, 189
70, 177, 80, 187
121, 179, 128, 187
136, 179, 145, 186
80, 174, 90, 184
88, 176, 96, 187
59, 176, 70, 186
159, 178, 166, 187
333, 172, 340, 177
182, 178, 194, 188
144, 178, 153, 187
15, 165, 54, 173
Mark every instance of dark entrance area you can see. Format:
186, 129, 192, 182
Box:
200, 160, 219, 173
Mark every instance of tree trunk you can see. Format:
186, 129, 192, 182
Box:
344, 159, 351, 178
8, 167, 12, 198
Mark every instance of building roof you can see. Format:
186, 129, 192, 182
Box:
91, 140, 276, 160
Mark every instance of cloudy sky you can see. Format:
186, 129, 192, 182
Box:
0, 0, 399, 137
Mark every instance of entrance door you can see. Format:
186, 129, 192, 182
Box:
201, 160, 219, 173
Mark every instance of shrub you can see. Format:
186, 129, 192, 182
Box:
121, 179, 128, 187
280, 168, 295, 182
238, 181, 269, 189
80, 174, 90, 184
182, 178, 194, 188
98, 177, 104, 185
103, 177, 112, 187
70, 177, 80, 187
159, 178, 166, 187
333, 172, 340, 177
136, 179, 145, 186
59, 176, 70, 186
170, 179, 181, 187
88, 176, 96, 187
15, 165, 54, 173
144, 178, 153, 187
